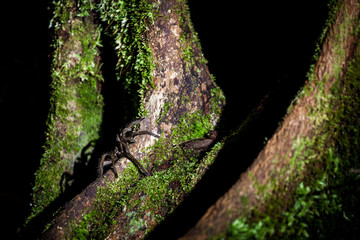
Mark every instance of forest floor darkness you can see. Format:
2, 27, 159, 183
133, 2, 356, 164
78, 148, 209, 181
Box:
0, 0, 329, 239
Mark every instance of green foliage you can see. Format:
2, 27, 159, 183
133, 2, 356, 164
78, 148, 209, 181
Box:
172, 110, 213, 143
225, 174, 335, 239
98, 0, 156, 108
177, 0, 208, 70
225, 86, 360, 239
313, 0, 339, 63
127, 211, 148, 235
70, 106, 222, 238
49, 0, 74, 30
35, 0, 224, 237
27, 0, 104, 224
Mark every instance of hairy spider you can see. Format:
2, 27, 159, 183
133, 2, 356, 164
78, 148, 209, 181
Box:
98, 118, 160, 178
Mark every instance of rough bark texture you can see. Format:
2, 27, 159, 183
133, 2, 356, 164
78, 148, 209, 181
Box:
180, 0, 360, 239
27, 0, 104, 227
143, 0, 218, 137
39, 0, 224, 239
41, 179, 108, 239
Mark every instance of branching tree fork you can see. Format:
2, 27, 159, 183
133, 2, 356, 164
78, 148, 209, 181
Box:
25, 0, 224, 239
23, 0, 360, 239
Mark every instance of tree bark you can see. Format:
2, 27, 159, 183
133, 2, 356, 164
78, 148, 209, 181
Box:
181, 0, 360, 239
26, 0, 104, 228
30, 0, 225, 239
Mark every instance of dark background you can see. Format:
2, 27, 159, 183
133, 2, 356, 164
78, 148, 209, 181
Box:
0, 0, 329, 238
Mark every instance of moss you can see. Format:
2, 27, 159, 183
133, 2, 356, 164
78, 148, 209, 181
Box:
177, 0, 208, 69
225, 67, 360, 239
27, 0, 104, 224
70, 105, 223, 238
287, 0, 339, 114
222, 1, 360, 239
171, 110, 214, 143
64, 0, 225, 238
98, 0, 156, 116
210, 84, 226, 118
156, 101, 174, 124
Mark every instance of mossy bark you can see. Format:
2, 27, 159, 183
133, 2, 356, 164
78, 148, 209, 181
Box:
39, 0, 224, 239
181, 0, 360, 239
27, 0, 104, 228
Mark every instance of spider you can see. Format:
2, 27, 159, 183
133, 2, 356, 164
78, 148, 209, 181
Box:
98, 118, 160, 178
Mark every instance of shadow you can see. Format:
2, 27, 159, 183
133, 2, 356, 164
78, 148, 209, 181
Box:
95, 30, 141, 149
60, 141, 98, 194
21, 140, 104, 239
20, 17, 141, 238
146, 66, 308, 240
13, 0, 331, 238
0, 1, 52, 239
146, 1, 329, 239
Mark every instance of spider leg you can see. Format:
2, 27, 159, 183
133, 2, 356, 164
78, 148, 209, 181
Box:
116, 133, 121, 143
99, 117, 156, 178
114, 146, 120, 156
132, 130, 160, 139
122, 118, 144, 135
98, 153, 110, 177
98, 152, 120, 178
119, 141, 125, 153
124, 152, 151, 176
123, 136, 136, 143
110, 152, 119, 178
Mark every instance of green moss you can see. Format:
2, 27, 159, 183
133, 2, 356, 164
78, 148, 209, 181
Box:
127, 211, 148, 235
177, 0, 208, 71
156, 101, 174, 124
61, 0, 225, 237
70, 104, 223, 238
222, 1, 360, 239
98, 0, 156, 116
172, 110, 214, 143
27, 0, 104, 224
287, 0, 339, 114
210, 84, 226, 117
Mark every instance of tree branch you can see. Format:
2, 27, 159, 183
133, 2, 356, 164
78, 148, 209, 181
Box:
181, 0, 360, 238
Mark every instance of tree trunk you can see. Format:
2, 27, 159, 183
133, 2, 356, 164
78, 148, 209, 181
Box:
26, 0, 360, 239
24, 0, 225, 239
181, 0, 360, 239
26, 0, 104, 228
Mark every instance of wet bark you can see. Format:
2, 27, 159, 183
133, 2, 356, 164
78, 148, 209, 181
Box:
180, 0, 360, 239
